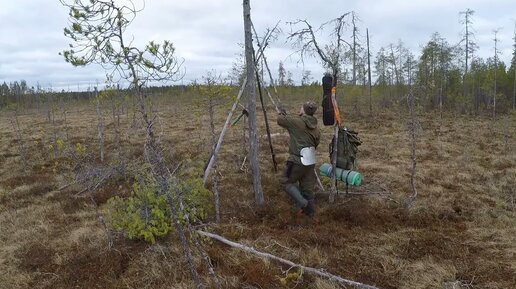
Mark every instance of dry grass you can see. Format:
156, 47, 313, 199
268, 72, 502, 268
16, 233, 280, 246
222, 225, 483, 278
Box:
0, 94, 515, 289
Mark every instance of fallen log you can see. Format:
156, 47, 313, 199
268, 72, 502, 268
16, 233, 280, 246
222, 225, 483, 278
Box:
197, 230, 380, 289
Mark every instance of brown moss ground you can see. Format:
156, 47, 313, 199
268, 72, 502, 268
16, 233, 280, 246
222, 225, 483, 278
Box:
0, 95, 515, 289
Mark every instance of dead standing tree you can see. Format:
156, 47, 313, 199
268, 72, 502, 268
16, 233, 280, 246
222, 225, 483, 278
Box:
243, 0, 264, 205
202, 19, 282, 189
288, 13, 351, 203
198, 71, 233, 222
60, 1, 219, 288
367, 28, 373, 116
94, 86, 105, 162
9, 105, 28, 173
492, 28, 501, 119
513, 21, 516, 110
404, 89, 419, 208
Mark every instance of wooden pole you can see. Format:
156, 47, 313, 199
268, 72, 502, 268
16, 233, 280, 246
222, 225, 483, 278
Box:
250, 22, 280, 177
255, 65, 278, 171
251, 21, 280, 95
203, 78, 248, 185
257, 73, 280, 112
329, 81, 340, 203
204, 22, 279, 186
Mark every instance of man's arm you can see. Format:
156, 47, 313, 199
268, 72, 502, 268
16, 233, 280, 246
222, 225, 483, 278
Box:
314, 131, 321, 148
277, 113, 291, 128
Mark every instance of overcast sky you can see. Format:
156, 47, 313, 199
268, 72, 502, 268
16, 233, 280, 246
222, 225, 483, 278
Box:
0, 0, 515, 91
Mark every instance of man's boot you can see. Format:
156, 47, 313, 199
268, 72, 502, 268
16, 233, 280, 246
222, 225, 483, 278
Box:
303, 199, 315, 217
285, 184, 308, 210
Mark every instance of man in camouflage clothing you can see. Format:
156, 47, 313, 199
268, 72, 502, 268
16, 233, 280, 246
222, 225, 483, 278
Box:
277, 101, 320, 217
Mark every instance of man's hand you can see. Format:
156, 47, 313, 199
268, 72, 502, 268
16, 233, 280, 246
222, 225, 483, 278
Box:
298, 105, 305, 116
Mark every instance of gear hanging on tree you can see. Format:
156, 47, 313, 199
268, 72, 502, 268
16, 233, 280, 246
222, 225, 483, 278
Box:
321, 74, 335, 126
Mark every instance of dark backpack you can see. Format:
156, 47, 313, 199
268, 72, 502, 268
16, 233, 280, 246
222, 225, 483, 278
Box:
329, 128, 362, 170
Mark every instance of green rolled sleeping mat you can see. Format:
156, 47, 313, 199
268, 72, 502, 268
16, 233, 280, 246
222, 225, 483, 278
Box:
319, 163, 362, 186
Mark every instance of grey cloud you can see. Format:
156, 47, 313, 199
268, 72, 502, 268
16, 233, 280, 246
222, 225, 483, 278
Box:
1, 0, 515, 90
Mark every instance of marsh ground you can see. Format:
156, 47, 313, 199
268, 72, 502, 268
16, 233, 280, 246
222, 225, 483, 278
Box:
1, 93, 515, 289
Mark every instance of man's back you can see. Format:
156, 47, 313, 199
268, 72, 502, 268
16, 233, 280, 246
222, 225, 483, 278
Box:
277, 114, 320, 165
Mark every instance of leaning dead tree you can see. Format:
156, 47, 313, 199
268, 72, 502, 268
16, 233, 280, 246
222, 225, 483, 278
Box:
203, 19, 281, 189
288, 13, 351, 203
61, 1, 219, 288
251, 20, 282, 99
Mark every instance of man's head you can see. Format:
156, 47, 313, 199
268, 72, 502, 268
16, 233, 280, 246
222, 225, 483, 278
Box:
303, 101, 317, 116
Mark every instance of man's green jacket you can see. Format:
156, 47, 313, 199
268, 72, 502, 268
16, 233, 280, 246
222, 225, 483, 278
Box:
277, 114, 321, 165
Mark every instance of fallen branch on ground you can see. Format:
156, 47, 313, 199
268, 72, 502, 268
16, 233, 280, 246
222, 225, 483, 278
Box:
74, 169, 114, 197
197, 230, 380, 289
57, 182, 74, 191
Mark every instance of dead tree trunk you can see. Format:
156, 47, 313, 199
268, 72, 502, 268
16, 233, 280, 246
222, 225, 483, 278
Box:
137, 87, 204, 289
367, 28, 372, 116
243, 0, 264, 205
51, 100, 59, 159
197, 230, 380, 289
10, 110, 27, 172
351, 12, 358, 86
287, 13, 350, 203
513, 21, 516, 110
95, 87, 105, 163
493, 29, 500, 119
329, 78, 340, 203
439, 42, 444, 121
203, 78, 247, 185
111, 90, 123, 163
405, 90, 418, 208
208, 91, 221, 223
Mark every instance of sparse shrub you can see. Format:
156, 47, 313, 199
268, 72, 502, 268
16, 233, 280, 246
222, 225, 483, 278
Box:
108, 182, 171, 244
107, 177, 213, 244
47, 137, 67, 156
75, 142, 87, 155
56, 138, 66, 151
175, 177, 214, 223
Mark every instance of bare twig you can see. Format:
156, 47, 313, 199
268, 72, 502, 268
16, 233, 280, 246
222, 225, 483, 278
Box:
314, 169, 324, 191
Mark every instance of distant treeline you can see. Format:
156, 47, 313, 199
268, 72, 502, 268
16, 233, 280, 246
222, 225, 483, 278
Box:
2, 37, 516, 116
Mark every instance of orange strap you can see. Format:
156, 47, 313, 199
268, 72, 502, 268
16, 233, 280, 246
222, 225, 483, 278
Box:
331, 87, 341, 126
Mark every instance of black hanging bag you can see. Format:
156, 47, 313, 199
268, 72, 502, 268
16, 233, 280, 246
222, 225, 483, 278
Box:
322, 75, 335, 126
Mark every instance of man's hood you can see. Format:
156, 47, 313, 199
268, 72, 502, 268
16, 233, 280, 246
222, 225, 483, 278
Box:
301, 115, 318, 129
